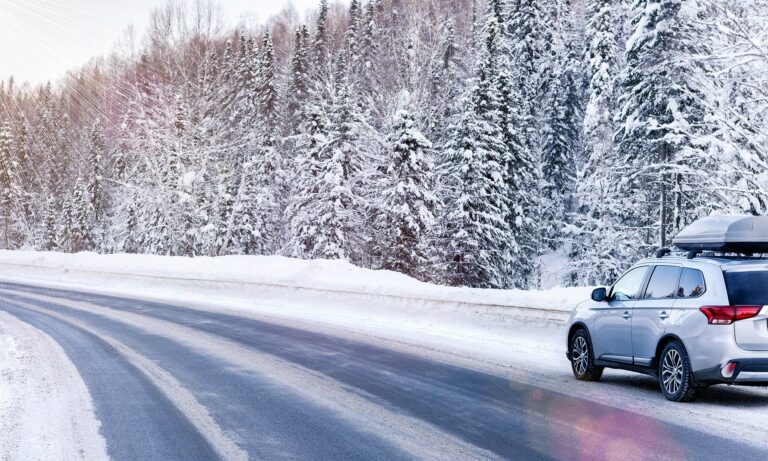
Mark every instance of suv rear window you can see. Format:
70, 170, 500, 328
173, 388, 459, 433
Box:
724, 270, 768, 305
677, 268, 706, 298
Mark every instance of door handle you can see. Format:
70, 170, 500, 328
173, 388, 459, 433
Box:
659, 311, 670, 320
622, 311, 631, 320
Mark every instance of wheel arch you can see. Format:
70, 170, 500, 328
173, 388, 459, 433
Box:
654, 333, 687, 369
568, 322, 591, 349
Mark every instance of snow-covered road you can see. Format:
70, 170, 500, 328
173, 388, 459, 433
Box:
2, 279, 768, 460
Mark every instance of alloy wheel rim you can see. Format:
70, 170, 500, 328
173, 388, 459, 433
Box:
573, 336, 589, 375
661, 349, 683, 395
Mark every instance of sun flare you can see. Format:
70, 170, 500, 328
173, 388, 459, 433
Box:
0, 0, 129, 83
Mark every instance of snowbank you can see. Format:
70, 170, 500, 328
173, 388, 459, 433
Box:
0, 251, 591, 316
0, 311, 108, 461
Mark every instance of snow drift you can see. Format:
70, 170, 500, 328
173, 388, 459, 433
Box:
0, 251, 590, 316
0, 251, 593, 373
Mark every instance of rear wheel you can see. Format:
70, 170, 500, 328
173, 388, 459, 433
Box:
570, 329, 603, 381
659, 341, 696, 402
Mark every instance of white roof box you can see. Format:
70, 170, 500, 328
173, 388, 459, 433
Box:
673, 215, 768, 252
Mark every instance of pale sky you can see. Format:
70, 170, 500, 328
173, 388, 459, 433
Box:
0, 0, 322, 85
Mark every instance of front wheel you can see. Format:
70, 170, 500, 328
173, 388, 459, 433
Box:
659, 341, 696, 402
570, 329, 603, 381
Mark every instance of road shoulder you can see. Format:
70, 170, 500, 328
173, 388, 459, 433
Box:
0, 311, 108, 461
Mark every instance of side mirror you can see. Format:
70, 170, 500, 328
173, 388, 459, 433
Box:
591, 287, 608, 303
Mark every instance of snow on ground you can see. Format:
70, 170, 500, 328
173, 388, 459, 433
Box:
0, 311, 108, 461
0, 251, 592, 312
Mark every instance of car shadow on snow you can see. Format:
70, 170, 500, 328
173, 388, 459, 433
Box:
595, 371, 768, 407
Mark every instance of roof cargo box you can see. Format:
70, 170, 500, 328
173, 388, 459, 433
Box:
673, 215, 768, 253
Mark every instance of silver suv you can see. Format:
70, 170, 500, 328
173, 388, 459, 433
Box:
566, 216, 768, 402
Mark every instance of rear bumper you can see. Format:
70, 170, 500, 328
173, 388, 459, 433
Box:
694, 359, 768, 385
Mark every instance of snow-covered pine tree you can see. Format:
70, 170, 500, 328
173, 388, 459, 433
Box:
229, 32, 281, 256
0, 121, 19, 248
435, 14, 512, 289
254, 31, 283, 253
347, 0, 364, 64
538, 0, 584, 265
568, 0, 623, 285
506, 6, 549, 275
357, 1, 382, 122
13, 120, 32, 190
307, 95, 354, 260
287, 26, 311, 131
507, 0, 547, 114
486, 0, 540, 288
427, 19, 464, 143
286, 102, 329, 258
71, 177, 92, 251
43, 196, 58, 251
60, 197, 75, 253
238, 33, 259, 114
312, 0, 330, 77
298, 56, 369, 261
540, 50, 577, 252
376, 110, 437, 277
700, 1, 768, 216
614, 0, 711, 257
114, 144, 127, 181
87, 119, 106, 225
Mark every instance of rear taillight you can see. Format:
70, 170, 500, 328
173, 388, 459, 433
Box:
722, 362, 737, 378
699, 306, 763, 325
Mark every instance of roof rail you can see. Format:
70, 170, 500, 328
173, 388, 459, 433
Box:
655, 248, 672, 258
687, 250, 702, 260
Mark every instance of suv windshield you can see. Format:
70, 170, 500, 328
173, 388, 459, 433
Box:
724, 270, 768, 305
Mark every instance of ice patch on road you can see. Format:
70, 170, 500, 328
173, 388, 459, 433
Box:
0, 311, 108, 461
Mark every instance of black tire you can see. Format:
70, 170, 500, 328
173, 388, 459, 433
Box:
659, 340, 696, 402
570, 329, 603, 381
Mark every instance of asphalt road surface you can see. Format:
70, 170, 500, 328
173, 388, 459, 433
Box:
0, 280, 765, 460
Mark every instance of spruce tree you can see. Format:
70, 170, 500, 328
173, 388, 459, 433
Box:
296, 59, 369, 261
87, 119, 106, 224
347, 0, 364, 63
436, 15, 512, 289
255, 32, 283, 253
258, 33, 280, 135
312, 0, 330, 76
508, 0, 546, 109
569, 0, 622, 285
615, 0, 710, 256
287, 26, 311, 130
540, 56, 576, 251
0, 121, 18, 248
43, 196, 57, 251
72, 177, 92, 251
286, 103, 329, 258
488, 0, 540, 288
377, 110, 437, 277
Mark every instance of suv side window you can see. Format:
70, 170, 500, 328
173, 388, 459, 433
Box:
610, 267, 649, 301
677, 268, 706, 298
643, 266, 681, 300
